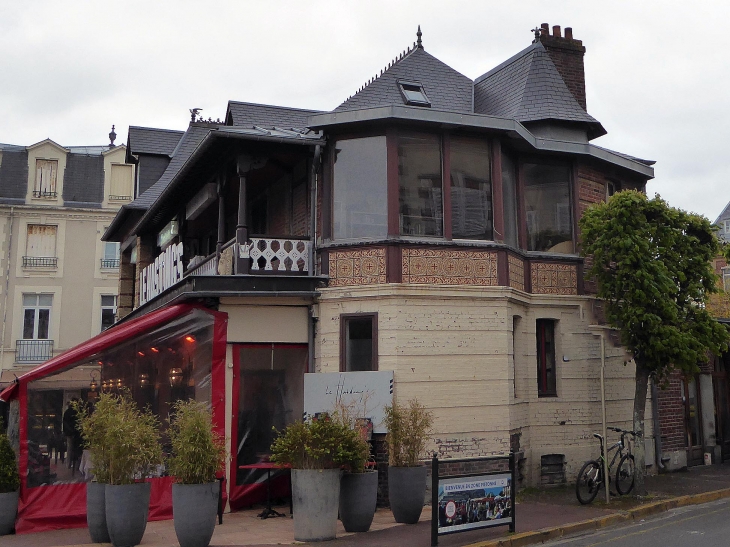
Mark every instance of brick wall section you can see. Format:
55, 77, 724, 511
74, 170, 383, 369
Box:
656, 370, 687, 452
539, 28, 587, 110
291, 181, 309, 237
117, 251, 135, 320
577, 164, 608, 294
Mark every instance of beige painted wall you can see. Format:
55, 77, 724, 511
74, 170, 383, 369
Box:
315, 285, 651, 486
0, 207, 119, 380
221, 301, 309, 344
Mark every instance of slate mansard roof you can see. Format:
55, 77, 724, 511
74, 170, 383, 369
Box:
127, 126, 185, 158
226, 101, 322, 131
0, 142, 124, 207
474, 42, 605, 138
335, 45, 473, 114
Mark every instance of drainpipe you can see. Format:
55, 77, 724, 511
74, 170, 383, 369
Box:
309, 144, 321, 276
0, 206, 15, 380
651, 380, 666, 470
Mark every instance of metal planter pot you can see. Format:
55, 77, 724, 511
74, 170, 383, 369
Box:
291, 468, 341, 542
105, 482, 151, 547
339, 471, 378, 533
173, 482, 220, 547
388, 466, 427, 524
87, 482, 110, 543
0, 490, 18, 535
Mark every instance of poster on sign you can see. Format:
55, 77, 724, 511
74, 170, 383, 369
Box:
436, 474, 512, 533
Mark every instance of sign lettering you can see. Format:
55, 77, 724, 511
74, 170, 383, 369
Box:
139, 242, 184, 306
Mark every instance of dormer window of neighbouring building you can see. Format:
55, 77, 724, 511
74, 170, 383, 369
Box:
34, 159, 58, 198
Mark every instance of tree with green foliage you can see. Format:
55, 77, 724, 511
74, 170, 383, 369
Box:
580, 190, 729, 495
0, 420, 20, 493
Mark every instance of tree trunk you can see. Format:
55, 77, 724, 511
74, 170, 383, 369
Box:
633, 360, 650, 496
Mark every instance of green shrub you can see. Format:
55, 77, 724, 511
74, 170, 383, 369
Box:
0, 420, 19, 493
75, 391, 162, 485
167, 400, 226, 484
383, 399, 433, 467
270, 414, 369, 471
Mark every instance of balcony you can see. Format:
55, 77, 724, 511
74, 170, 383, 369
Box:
185, 237, 311, 277
16, 339, 54, 363
32, 190, 58, 199
22, 256, 58, 268
101, 258, 120, 269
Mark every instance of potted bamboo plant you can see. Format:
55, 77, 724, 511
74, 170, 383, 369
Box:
383, 399, 433, 524
270, 414, 365, 542
77, 392, 162, 547
167, 399, 226, 547
0, 420, 20, 536
335, 409, 377, 533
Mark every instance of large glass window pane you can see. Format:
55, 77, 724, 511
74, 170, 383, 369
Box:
343, 316, 375, 372
25, 309, 215, 487
333, 137, 387, 239
524, 163, 573, 253
502, 153, 518, 248
536, 319, 556, 397
37, 309, 50, 339
236, 344, 307, 484
450, 137, 492, 240
23, 309, 35, 339
399, 133, 442, 237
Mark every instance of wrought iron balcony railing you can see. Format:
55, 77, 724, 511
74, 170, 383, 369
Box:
16, 339, 54, 363
32, 190, 58, 199
100, 258, 120, 269
22, 256, 58, 268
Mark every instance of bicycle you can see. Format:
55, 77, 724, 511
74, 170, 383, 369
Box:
575, 427, 637, 504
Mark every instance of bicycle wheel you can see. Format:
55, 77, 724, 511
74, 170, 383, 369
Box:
576, 460, 602, 504
615, 454, 635, 495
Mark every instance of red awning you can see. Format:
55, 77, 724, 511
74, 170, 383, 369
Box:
0, 303, 200, 402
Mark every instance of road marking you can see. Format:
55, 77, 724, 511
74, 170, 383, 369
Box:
550, 500, 728, 547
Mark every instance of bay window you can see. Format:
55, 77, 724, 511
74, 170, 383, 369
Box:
524, 163, 573, 253
333, 137, 388, 239
398, 133, 443, 237
450, 137, 492, 240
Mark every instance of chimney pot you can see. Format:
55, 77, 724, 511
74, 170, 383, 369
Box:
541, 23, 550, 35
565, 27, 573, 40
553, 25, 561, 38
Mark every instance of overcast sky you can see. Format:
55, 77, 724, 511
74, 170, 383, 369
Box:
0, 1, 727, 221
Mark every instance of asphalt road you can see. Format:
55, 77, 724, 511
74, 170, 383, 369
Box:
543, 498, 730, 547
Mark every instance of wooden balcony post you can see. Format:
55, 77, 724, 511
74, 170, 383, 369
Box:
216, 175, 225, 261
235, 156, 250, 275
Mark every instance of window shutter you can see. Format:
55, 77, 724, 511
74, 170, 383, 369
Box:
26, 225, 57, 257
35, 160, 58, 194
110, 164, 133, 199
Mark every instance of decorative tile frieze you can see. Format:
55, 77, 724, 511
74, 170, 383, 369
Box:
531, 262, 577, 295
508, 255, 525, 291
401, 248, 498, 286
328, 248, 386, 287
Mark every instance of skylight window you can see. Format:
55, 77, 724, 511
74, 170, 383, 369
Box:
398, 80, 431, 107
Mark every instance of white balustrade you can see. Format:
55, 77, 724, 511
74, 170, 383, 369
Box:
248, 238, 309, 273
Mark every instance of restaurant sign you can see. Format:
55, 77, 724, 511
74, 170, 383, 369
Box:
139, 242, 184, 305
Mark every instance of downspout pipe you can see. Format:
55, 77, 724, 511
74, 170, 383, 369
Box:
308, 144, 321, 375
309, 144, 321, 276
651, 379, 666, 470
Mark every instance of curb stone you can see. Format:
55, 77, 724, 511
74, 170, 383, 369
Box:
462, 487, 730, 547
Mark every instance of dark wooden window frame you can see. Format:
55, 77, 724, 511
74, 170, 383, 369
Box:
536, 318, 557, 397
340, 313, 378, 372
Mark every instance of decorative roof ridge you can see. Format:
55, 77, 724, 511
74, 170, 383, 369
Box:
342, 26, 424, 103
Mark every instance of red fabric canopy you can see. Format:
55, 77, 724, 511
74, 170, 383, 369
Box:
1, 303, 202, 402
6, 303, 229, 534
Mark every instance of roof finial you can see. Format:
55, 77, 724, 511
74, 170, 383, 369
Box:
531, 26, 541, 43
416, 25, 423, 48
108, 125, 116, 148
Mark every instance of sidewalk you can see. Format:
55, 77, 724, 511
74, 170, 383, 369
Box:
5, 462, 730, 547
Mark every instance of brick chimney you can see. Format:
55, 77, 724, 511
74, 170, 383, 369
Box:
538, 23, 587, 110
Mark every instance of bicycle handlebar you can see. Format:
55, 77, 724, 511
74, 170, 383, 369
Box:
606, 427, 639, 437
